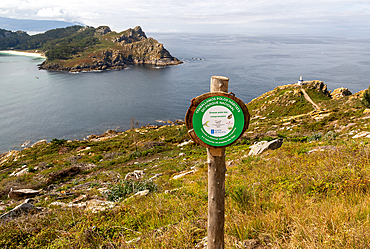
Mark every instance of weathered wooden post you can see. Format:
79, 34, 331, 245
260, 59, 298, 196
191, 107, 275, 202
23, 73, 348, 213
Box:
186, 76, 250, 249
207, 76, 228, 248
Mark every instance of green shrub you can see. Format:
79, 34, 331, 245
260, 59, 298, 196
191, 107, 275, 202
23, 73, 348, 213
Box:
107, 180, 158, 201
51, 138, 67, 146
307, 132, 323, 142
289, 136, 308, 142
92, 154, 103, 163
27, 165, 36, 173
362, 85, 370, 107
323, 131, 337, 141
229, 186, 253, 210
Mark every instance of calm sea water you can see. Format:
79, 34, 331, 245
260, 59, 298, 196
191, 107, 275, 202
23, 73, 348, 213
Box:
1, 33, 370, 153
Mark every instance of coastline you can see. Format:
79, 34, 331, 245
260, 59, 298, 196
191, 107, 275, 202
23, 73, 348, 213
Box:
0, 83, 368, 156
0, 119, 186, 155
0, 50, 46, 59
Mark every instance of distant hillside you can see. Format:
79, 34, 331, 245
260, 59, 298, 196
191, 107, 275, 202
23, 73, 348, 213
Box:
39, 26, 182, 71
0, 25, 84, 50
0, 25, 182, 71
0, 29, 29, 49
0, 17, 81, 33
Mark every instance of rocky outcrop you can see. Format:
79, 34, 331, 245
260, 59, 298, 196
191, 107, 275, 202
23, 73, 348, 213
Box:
9, 166, 28, 177
38, 26, 182, 72
301, 82, 352, 100
50, 199, 116, 213
0, 150, 19, 165
46, 166, 81, 184
331, 87, 352, 99
172, 169, 196, 179
125, 170, 145, 180
248, 138, 284, 156
112, 26, 147, 43
94, 26, 111, 36
8, 189, 41, 200
305, 80, 331, 97
121, 36, 182, 66
352, 131, 370, 139
87, 129, 119, 142
0, 199, 42, 222
38, 49, 127, 72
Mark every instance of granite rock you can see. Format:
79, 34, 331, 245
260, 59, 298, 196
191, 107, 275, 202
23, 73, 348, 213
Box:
248, 138, 284, 156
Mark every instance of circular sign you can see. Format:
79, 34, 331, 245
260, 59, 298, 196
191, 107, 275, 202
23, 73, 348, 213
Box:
192, 95, 245, 147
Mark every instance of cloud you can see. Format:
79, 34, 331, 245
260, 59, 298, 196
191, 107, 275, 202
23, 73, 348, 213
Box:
37, 7, 64, 18
0, 0, 370, 35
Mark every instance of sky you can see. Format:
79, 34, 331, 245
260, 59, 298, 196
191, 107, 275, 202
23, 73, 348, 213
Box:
1, 0, 370, 36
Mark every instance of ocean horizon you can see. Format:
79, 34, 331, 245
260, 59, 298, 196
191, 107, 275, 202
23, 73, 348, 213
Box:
1, 32, 370, 153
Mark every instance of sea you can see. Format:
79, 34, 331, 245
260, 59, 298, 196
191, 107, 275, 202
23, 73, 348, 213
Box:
1, 33, 370, 153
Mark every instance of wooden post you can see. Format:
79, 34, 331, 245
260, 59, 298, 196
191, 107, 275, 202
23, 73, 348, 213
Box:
207, 76, 229, 249
185, 75, 249, 248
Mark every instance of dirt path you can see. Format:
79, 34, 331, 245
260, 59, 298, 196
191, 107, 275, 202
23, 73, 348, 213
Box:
301, 87, 321, 111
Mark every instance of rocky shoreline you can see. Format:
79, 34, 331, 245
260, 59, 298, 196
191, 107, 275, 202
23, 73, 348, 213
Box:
38, 56, 182, 72
0, 80, 365, 157
38, 49, 182, 72
0, 80, 366, 156
0, 119, 186, 159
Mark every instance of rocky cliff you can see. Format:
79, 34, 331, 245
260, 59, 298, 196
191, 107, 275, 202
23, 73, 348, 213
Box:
38, 26, 182, 72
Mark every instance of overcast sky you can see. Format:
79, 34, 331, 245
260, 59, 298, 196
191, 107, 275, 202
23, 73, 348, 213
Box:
1, 0, 370, 36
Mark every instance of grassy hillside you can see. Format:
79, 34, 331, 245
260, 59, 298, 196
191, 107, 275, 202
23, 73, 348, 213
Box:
0, 82, 369, 248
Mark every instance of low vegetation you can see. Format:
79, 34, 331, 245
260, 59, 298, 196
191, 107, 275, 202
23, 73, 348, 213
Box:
362, 84, 370, 107
0, 82, 369, 248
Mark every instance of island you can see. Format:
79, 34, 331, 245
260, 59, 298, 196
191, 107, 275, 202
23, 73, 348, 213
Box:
0, 25, 182, 72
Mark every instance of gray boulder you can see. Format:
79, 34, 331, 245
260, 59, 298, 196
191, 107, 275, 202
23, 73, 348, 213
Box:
125, 170, 145, 180
8, 188, 41, 200
0, 200, 42, 221
248, 138, 283, 156
331, 87, 352, 99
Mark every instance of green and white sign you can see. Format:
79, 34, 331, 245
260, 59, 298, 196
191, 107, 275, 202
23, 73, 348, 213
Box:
192, 96, 245, 147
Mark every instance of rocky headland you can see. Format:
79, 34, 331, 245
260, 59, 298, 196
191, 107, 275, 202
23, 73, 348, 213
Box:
38, 26, 182, 72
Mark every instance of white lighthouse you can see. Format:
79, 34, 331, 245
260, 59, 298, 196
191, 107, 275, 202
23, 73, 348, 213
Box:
298, 75, 303, 85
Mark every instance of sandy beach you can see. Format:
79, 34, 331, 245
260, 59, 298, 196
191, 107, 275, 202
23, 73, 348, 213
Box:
0, 50, 46, 58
